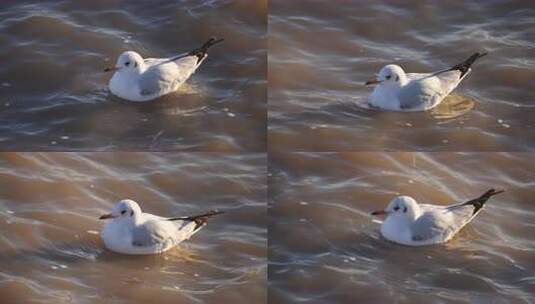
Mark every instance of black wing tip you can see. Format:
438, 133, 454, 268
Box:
191, 210, 224, 230
206, 37, 224, 45
202, 210, 225, 217
167, 210, 225, 220
466, 188, 504, 215
189, 37, 224, 63
452, 51, 488, 78
467, 51, 489, 61
485, 188, 504, 196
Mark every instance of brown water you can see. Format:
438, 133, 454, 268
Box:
269, 152, 534, 303
0, 0, 267, 151
0, 152, 266, 303
268, 0, 535, 151
2, 1, 535, 303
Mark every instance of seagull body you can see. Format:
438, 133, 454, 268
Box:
371, 189, 503, 246
365, 52, 487, 111
99, 199, 223, 255
105, 38, 223, 102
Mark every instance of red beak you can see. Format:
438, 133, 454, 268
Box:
371, 210, 387, 216
99, 213, 115, 220
104, 66, 119, 72
365, 77, 381, 86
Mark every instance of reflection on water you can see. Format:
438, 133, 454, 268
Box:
269, 152, 534, 304
268, 0, 535, 151
430, 95, 476, 120
352, 93, 476, 119
0, 152, 267, 303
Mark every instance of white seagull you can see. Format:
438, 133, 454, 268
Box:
99, 199, 223, 255
370, 189, 503, 246
104, 37, 224, 102
365, 52, 487, 111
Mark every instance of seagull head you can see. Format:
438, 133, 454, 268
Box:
99, 199, 142, 221
104, 51, 143, 73
365, 64, 407, 87
371, 196, 421, 221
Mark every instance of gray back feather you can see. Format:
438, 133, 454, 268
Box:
131, 221, 169, 247
139, 56, 199, 96
410, 212, 448, 242
398, 80, 436, 109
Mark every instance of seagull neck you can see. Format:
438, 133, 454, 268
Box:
136, 63, 146, 73
130, 212, 143, 226
397, 74, 409, 87
406, 206, 421, 221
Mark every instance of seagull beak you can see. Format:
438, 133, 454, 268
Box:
99, 213, 115, 220
371, 210, 387, 216
365, 77, 382, 86
104, 66, 119, 72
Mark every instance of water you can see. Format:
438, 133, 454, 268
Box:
269, 152, 534, 303
0, 152, 266, 303
0, 0, 267, 151
1, 1, 535, 303
268, 0, 535, 151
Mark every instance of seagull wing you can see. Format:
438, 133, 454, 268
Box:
398, 71, 463, 110
411, 202, 478, 243
433, 69, 465, 94
444, 202, 478, 228
397, 77, 442, 110
138, 64, 175, 97
410, 210, 451, 242
138, 56, 199, 97
131, 220, 173, 247
406, 72, 430, 82
172, 55, 202, 76
172, 219, 199, 242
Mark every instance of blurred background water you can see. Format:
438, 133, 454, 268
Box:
0, 0, 267, 151
269, 0, 535, 151
0, 152, 266, 303
269, 152, 534, 303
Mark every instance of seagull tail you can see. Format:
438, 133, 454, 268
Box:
188, 37, 224, 63
462, 188, 504, 215
449, 52, 488, 78
167, 210, 225, 230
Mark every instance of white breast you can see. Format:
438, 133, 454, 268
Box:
109, 72, 147, 102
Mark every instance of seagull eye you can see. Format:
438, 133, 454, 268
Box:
125, 61, 130, 66
393, 206, 399, 211
121, 210, 126, 215
403, 207, 407, 213
385, 75, 391, 80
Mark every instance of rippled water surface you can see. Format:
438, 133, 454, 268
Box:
0, 152, 266, 303
269, 152, 534, 303
0, 0, 266, 151
269, 0, 535, 151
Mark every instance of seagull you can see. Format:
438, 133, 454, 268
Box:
370, 189, 503, 246
365, 52, 487, 111
104, 37, 224, 102
99, 199, 223, 255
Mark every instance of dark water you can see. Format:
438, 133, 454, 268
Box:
269, 152, 534, 304
0, 152, 266, 303
0, 0, 267, 151
268, 0, 535, 151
